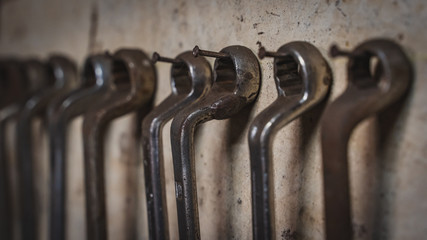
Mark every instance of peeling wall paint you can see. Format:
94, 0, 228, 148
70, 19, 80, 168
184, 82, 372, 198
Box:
1, 0, 426, 239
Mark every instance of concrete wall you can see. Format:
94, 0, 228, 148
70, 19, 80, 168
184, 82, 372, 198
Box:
1, 0, 426, 239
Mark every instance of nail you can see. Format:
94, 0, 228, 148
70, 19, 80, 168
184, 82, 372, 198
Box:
152, 52, 181, 64
192, 46, 229, 58
258, 47, 288, 59
329, 45, 352, 58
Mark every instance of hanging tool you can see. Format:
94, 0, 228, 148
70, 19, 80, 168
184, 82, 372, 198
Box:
0, 60, 30, 240
142, 51, 212, 240
82, 49, 156, 240
47, 54, 115, 240
170, 45, 260, 239
249, 42, 332, 240
16, 56, 78, 240
321, 39, 412, 240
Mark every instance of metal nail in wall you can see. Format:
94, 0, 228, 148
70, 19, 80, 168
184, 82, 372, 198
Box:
0, 38, 413, 240
171, 45, 260, 239
82, 49, 155, 240
142, 51, 212, 240
249, 42, 332, 240
320, 39, 412, 240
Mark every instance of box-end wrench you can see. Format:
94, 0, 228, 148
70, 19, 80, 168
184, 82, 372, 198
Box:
170, 45, 260, 239
142, 51, 212, 240
321, 39, 412, 240
17, 56, 78, 240
47, 54, 115, 240
249, 42, 332, 240
0, 60, 30, 240
82, 49, 155, 240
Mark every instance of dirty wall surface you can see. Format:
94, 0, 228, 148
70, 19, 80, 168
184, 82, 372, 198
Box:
1, 0, 426, 239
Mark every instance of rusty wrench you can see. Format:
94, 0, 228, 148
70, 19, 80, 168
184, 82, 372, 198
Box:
249, 42, 332, 240
142, 51, 212, 240
0, 60, 30, 240
47, 54, 115, 240
320, 39, 412, 240
17, 56, 78, 240
170, 45, 260, 239
82, 49, 156, 240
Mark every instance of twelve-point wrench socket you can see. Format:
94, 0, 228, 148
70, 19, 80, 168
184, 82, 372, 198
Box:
47, 54, 115, 240
0, 60, 30, 240
249, 42, 332, 240
321, 39, 411, 240
82, 49, 155, 240
142, 51, 212, 240
17, 57, 78, 240
171, 45, 260, 240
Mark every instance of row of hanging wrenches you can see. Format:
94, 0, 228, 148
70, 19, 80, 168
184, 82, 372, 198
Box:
0, 38, 412, 240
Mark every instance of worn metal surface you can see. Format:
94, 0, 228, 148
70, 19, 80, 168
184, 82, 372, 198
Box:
0, 0, 426, 239
82, 49, 155, 240
321, 39, 412, 240
47, 54, 115, 240
0, 60, 28, 240
16, 57, 77, 240
142, 51, 212, 240
249, 42, 332, 240
170, 45, 260, 239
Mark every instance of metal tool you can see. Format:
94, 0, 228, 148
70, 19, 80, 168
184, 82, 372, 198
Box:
249, 42, 332, 240
47, 54, 115, 240
16, 56, 78, 240
320, 39, 412, 240
142, 51, 212, 240
82, 49, 156, 240
0, 60, 29, 240
170, 45, 260, 239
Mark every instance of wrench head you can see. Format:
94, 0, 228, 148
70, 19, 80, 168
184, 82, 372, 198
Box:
347, 39, 412, 108
275, 41, 331, 102
210, 45, 261, 119
171, 51, 212, 96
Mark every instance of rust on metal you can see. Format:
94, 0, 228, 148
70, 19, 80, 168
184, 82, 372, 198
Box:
0, 60, 30, 240
320, 39, 412, 240
82, 49, 156, 240
249, 42, 332, 240
142, 51, 212, 240
16, 56, 78, 240
47, 54, 115, 240
170, 45, 260, 239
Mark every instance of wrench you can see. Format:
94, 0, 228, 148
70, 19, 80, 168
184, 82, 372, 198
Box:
249, 42, 332, 240
17, 56, 78, 240
0, 60, 29, 240
170, 45, 260, 239
142, 51, 212, 240
82, 49, 155, 240
321, 39, 411, 240
47, 54, 115, 240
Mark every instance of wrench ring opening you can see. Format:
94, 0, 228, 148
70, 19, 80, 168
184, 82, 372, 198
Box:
171, 61, 192, 95
214, 56, 237, 92
274, 55, 302, 96
112, 59, 131, 90
349, 52, 385, 89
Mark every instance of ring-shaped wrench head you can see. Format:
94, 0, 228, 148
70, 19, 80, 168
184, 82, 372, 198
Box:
320, 39, 412, 240
0, 60, 27, 109
274, 41, 331, 102
46, 55, 78, 90
346, 39, 412, 111
113, 49, 156, 102
171, 51, 212, 96
211, 45, 260, 119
